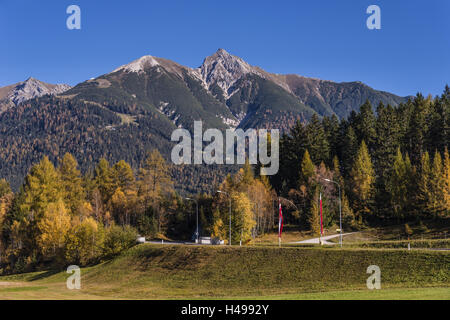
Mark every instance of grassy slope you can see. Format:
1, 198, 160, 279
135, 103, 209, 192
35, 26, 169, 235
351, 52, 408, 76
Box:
1, 244, 449, 300
337, 219, 450, 242
234, 287, 450, 300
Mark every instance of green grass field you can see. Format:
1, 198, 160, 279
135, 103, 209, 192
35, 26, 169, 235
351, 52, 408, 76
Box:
0, 244, 448, 300
231, 287, 450, 300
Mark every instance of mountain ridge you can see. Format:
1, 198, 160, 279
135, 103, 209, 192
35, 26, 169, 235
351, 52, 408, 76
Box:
0, 77, 71, 114
0, 49, 413, 192
93, 48, 411, 123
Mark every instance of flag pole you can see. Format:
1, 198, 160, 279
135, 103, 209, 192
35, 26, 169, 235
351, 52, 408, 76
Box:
319, 192, 324, 246
278, 198, 283, 248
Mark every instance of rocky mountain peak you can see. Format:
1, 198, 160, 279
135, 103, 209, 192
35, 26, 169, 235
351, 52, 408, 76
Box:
8, 78, 71, 105
0, 78, 71, 113
198, 49, 258, 96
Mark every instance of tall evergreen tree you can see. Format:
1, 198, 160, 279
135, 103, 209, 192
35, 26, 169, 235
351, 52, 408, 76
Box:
111, 160, 135, 193
95, 158, 114, 204
305, 114, 330, 165
443, 148, 450, 215
427, 97, 448, 154
350, 141, 375, 222
20, 156, 63, 220
374, 104, 401, 182
308, 190, 321, 235
323, 115, 340, 163
406, 94, 431, 165
341, 125, 359, 178
138, 149, 173, 206
59, 153, 85, 215
388, 148, 414, 220
281, 121, 308, 190
429, 151, 446, 217
354, 100, 377, 151
416, 151, 432, 217
332, 156, 355, 227
299, 149, 315, 189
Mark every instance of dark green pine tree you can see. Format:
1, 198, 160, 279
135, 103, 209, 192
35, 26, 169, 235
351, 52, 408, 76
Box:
354, 100, 377, 152
305, 114, 330, 165
373, 103, 402, 215
396, 100, 414, 151
322, 115, 340, 165
406, 94, 431, 165
415, 151, 432, 218
272, 121, 309, 192
374, 103, 401, 180
387, 148, 414, 220
427, 89, 449, 154
443, 85, 450, 149
340, 125, 359, 178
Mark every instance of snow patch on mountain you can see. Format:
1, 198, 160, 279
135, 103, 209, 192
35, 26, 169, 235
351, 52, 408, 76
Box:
113, 55, 160, 74
218, 115, 239, 128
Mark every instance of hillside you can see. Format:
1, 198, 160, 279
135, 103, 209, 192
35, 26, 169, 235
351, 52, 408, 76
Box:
0, 95, 236, 193
0, 244, 448, 299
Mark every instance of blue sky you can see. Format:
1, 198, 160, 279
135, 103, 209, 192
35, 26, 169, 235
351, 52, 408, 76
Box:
1, 0, 448, 97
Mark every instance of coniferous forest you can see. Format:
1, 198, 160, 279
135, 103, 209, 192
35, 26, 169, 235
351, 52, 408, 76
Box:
0, 87, 449, 274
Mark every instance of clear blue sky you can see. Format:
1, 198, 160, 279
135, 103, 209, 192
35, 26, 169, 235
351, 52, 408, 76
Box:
1, 0, 448, 97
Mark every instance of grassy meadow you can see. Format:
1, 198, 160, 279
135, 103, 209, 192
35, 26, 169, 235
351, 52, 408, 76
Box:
0, 243, 448, 300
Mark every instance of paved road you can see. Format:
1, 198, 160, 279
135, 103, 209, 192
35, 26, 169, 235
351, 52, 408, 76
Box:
290, 233, 355, 245
145, 240, 190, 245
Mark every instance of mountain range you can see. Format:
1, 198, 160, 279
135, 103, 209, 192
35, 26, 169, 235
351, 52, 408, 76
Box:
0, 49, 411, 192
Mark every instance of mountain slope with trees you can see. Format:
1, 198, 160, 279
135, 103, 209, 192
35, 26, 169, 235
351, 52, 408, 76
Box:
0, 87, 448, 274
0, 49, 412, 193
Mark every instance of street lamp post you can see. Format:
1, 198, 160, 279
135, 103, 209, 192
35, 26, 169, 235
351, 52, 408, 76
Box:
185, 198, 199, 244
217, 191, 232, 246
323, 178, 342, 247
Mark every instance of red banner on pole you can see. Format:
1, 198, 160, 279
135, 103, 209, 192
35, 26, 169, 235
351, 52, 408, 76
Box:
278, 200, 283, 238
320, 193, 323, 236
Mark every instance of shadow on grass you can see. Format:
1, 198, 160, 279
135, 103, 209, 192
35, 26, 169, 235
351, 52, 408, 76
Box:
28, 269, 60, 281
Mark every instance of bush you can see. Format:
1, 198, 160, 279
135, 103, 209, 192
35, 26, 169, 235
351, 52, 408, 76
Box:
65, 218, 105, 266
102, 225, 138, 258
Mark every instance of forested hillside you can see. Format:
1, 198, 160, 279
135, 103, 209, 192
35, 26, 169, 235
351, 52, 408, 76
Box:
271, 87, 449, 227
0, 50, 411, 193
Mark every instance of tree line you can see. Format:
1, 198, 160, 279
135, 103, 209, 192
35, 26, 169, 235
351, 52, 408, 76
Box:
0, 147, 274, 273
0, 150, 174, 273
270, 87, 449, 231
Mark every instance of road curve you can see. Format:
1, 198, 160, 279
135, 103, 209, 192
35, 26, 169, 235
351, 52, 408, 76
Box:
290, 233, 356, 245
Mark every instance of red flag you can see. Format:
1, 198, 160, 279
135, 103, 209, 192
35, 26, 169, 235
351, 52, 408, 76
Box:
320, 193, 323, 236
278, 201, 283, 238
